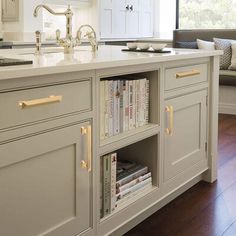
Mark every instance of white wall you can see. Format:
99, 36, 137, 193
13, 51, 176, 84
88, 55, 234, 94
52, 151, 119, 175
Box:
2, 0, 176, 41
153, 0, 176, 39
3, 0, 43, 41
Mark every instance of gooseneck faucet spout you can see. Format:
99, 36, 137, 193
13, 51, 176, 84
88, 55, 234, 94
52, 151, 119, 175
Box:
33, 4, 74, 53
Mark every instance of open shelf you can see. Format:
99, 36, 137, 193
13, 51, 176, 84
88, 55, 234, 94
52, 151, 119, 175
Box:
99, 123, 160, 156
99, 70, 159, 142
100, 185, 158, 222
100, 135, 159, 220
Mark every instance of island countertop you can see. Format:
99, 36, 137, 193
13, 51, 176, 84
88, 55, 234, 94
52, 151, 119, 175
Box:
0, 45, 222, 81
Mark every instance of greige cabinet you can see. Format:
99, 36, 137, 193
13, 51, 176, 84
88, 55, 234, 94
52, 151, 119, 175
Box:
164, 90, 207, 181
2, 0, 19, 22
0, 122, 93, 236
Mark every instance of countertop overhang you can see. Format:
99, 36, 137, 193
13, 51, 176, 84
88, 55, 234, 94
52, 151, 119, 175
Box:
0, 46, 222, 81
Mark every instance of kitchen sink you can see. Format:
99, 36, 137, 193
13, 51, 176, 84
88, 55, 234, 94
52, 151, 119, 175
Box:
19, 47, 90, 55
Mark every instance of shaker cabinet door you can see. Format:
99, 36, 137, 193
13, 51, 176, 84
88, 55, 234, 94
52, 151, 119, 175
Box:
164, 90, 207, 181
0, 122, 94, 236
100, 0, 153, 39
2, 0, 19, 22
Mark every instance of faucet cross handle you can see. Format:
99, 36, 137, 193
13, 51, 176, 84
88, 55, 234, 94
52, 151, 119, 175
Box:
56, 29, 61, 41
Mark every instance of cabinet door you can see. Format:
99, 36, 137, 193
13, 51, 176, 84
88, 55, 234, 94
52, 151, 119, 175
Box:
100, 0, 116, 38
100, 0, 150, 39
139, 0, 153, 37
2, 0, 19, 22
126, 0, 140, 38
164, 90, 207, 181
0, 122, 94, 236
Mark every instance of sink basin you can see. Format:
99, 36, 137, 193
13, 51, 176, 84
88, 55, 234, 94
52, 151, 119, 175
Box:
19, 47, 89, 55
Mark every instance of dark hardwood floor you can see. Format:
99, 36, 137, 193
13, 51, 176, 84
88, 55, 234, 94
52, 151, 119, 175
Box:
125, 114, 236, 236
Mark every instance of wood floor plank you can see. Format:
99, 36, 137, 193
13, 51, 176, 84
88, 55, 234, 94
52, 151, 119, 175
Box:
174, 195, 234, 236
125, 114, 236, 236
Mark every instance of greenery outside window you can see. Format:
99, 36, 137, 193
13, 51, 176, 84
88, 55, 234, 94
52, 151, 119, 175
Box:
177, 0, 236, 29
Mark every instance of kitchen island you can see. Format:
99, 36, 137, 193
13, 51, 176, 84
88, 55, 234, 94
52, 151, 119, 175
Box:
0, 46, 221, 236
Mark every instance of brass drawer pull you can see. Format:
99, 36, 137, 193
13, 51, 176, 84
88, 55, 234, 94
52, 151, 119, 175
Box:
165, 105, 174, 136
176, 69, 201, 79
18, 95, 62, 109
80, 125, 92, 172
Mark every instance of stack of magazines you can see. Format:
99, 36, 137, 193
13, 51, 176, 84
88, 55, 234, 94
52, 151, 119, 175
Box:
100, 153, 152, 218
100, 78, 150, 139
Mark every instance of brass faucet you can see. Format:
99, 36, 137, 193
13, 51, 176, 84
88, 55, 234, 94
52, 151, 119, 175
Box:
76, 25, 98, 52
33, 5, 97, 54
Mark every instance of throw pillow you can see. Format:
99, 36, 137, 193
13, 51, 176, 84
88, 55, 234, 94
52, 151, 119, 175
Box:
175, 41, 198, 49
229, 42, 236, 70
197, 39, 215, 50
214, 38, 233, 70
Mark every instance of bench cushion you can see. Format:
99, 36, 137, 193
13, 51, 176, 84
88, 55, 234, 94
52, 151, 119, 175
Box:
220, 70, 236, 86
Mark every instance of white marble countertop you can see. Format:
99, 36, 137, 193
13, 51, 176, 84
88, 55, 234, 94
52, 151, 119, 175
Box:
0, 45, 222, 81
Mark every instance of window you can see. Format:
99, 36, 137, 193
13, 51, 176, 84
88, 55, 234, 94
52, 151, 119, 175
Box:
177, 0, 236, 29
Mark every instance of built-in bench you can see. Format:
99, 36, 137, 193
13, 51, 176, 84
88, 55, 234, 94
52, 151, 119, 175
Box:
173, 29, 236, 114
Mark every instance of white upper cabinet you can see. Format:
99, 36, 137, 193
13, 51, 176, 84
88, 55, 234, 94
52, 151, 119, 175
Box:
100, 0, 153, 39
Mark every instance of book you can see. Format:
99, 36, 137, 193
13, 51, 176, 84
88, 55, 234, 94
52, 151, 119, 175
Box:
116, 177, 152, 201
132, 80, 136, 129
145, 79, 149, 125
110, 153, 117, 212
123, 80, 129, 132
104, 80, 109, 138
128, 80, 134, 130
116, 164, 148, 187
100, 80, 105, 140
108, 80, 114, 137
119, 80, 124, 133
103, 155, 111, 216
135, 79, 140, 127
115, 182, 153, 208
100, 157, 103, 218
116, 159, 136, 174
116, 172, 151, 193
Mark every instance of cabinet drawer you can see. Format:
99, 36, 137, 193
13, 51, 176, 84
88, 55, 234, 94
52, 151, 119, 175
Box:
165, 64, 207, 90
0, 79, 92, 130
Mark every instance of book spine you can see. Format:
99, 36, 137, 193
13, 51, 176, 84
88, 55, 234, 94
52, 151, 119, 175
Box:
120, 80, 124, 133
145, 79, 149, 125
140, 79, 146, 126
136, 79, 140, 127
100, 80, 105, 140
132, 80, 136, 129
116, 177, 152, 201
110, 153, 117, 212
117, 172, 151, 193
128, 80, 133, 130
124, 80, 129, 132
100, 157, 103, 218
103, 155, 111, 216
113, 80, 117, 135
116, 81, 120, 135
116, 166, 148, 187
108, 80, 113, 137
104, 80, 109, 138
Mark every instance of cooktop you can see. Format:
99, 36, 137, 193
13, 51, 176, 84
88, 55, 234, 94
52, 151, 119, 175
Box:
0, 57, 33, 66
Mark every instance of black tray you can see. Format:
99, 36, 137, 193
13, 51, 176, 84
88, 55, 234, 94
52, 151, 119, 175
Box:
0, 58, 33, 66
122, 49, 171, 53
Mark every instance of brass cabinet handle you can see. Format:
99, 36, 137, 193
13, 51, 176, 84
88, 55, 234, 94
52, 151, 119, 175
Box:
18, 95, 62, 109
176, 69, 201, 79
165, 105, 174, 136
80, 125, 92, 172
